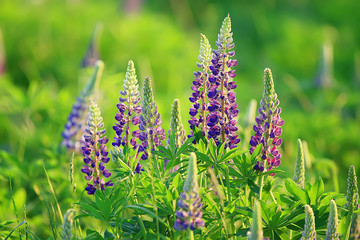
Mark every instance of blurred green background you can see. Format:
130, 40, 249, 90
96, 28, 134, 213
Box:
0, 0, 359, 237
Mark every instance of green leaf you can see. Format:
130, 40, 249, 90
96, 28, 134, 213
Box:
4, 220, 26, 240
248, 178, 260, 195
284, 178, 307, 204
308, 178, 324, 205
250, 143, 263, 164
104, 230, 115, 240
84, 229, 104, 240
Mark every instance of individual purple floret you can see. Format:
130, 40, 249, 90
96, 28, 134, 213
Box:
61, 61, 104, 152
81, 100, 113, 195
112, 60, 141, 149
205, 15, 240, 149
136, 76, 166, 163
134, 163, 144, 174
250, 68, 284, 175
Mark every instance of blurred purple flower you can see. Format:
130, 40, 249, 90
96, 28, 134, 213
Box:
61, 61, 103, 152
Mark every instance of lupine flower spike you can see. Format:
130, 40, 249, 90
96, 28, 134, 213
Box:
112, 60, 142, 150
61, 209, 74, 240
345, 165, 360, 212
248, 200, 268, 240
206, 15, 240, 149
250, 68, 284, 175
174, 152, 205, 232
169, 99, 186, 147
81, 100, 113, 195
350, 214, 360, 240
61, 61, 104, 152
325, 199, 339, 240
189, 33, 212, 139
137, 77, 166, 163
293, 139, 305, 188
301, 205, 316, 240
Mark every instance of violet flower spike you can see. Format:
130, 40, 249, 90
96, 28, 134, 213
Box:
206, 15, 240, 149
137, 76, 166, 163
174, 153, 205, 231
112, 60, 141, 150
250, 68, 284, 175
188, 33, 212, 139
81, 100, 113, 195
61, 61, 104, 152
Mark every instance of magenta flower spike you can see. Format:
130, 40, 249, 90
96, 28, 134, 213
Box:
250, 68, 284, 175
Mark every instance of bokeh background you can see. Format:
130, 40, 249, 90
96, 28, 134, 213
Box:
0, 0, 359, 237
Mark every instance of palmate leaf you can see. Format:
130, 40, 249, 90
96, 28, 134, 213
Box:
307, 177, 324, 205
284, 178, 308, 204
125, 205, 170, 228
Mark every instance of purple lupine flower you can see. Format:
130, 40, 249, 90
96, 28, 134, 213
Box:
61, 61, 104, 152
188, 34, 212, 139
112, 60, 141, 149
205, 15, 240, 149
134, 163, 144, 174
137, 77, 166, 164
174, 153, 204, 231
81, 100, 113, 195
250, 68, 284, 175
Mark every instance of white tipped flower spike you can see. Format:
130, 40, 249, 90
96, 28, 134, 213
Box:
247, 200, 264, 240
325, 199, 339, 240
301, 205, 316, 240
293, 139, 306, 189
346, 165, 359, 212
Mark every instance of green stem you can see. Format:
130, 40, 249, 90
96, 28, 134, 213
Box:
188, 229, 194, 240
258, 175, 264, 200
344, 211, 353, 240
149, 170, 160, 240
270, 189, 277, 204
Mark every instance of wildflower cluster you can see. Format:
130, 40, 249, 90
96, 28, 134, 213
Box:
81, 100, 113, 195
55, 14, 356, 240
250, 68, 284, 174
189, 15, 240, 149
